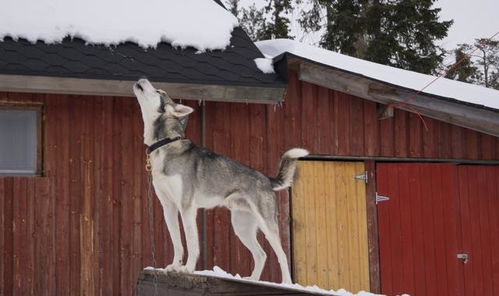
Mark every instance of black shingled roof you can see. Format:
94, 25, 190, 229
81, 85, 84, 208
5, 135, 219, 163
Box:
0, 27, 285, 89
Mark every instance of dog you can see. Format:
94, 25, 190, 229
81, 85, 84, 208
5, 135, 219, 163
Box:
133, 79, 308, 284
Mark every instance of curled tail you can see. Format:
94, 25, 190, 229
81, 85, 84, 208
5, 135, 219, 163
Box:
270, 148, 309, 191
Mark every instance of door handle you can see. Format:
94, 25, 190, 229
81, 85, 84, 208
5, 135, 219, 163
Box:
457, 253, 468, 264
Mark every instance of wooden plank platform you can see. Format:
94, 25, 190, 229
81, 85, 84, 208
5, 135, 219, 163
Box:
136, 270, 332, 296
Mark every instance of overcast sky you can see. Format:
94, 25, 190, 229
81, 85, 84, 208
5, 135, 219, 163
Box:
436, 0, 499, 49
238, 0, 499, 51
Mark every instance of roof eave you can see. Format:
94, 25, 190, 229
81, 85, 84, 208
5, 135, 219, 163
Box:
283, 55, 499, 137
0, 74, 286, 104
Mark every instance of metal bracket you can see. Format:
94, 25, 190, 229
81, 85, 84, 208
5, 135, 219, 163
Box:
354, 171, 368, 183
376, 192, 390, 204
457, 253, 469, 264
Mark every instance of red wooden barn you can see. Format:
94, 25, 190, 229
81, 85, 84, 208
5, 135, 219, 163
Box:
1, 3, 499, 296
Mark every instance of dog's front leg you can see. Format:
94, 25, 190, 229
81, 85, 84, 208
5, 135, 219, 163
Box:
180, 207, 199, 273
158, 197, 184, 271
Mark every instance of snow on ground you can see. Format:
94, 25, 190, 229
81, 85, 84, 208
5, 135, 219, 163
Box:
254, 57, 276, 74
145, 266, 384, 296
0, 0, 238, 51
256, 39, 499, 110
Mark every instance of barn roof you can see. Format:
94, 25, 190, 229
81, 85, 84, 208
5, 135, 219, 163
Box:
257, 39, 499, 137
0, 1, 286, 103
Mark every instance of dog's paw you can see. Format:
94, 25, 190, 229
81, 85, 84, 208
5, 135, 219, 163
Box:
176, 264, 195, 274
164, 263, 183, 272
243, 275, 259, 281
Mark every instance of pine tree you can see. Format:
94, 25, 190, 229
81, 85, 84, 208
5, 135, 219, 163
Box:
299, 0, 453, 74
475, 39, 499, 89
239, 4, 269, 41
445, 46, 479, 83
228, 0, 294, 41
446, 39, 499, 90
264, 0, 294, 39
225, 0, 240, 17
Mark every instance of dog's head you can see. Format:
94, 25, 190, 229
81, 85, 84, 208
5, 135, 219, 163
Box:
133, 79, 193, 130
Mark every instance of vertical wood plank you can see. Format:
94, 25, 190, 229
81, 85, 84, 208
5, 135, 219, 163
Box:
349, 96, 365, 156
301, 82, 318, 152
408, 113, 423, 157
394, 109, 408, 157
2, 178, 14, 296
316, 87, 331, 154
465, 129, 480, 160
55, 95, 71, 295
422, 118, 438, 158
335, 93, 351, 155
365, 160, 380, 293
363, 102, 379, 156
450, 124, 465, 159
379, 116, 394, 156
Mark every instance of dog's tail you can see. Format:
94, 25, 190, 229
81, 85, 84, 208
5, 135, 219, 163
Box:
270, 148, 309, 191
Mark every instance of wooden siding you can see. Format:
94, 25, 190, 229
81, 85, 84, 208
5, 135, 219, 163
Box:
0, 92, 202, 296
291, 161, 369, 292
377, 163, 499, 296
457, 165, 499, 296
1, 70, 498, 294
376, 163, 462, 296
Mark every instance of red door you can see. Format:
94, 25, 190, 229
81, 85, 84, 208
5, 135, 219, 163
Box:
378, 163, 499, 295
456, 165, 499, 296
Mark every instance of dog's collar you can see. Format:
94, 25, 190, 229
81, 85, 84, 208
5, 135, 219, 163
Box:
146, 136, 182, 154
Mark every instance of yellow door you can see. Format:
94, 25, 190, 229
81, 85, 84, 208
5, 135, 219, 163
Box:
291, 161, 369, 292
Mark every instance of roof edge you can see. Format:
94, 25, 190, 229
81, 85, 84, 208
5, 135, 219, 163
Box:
278, 52, 499, 113
0, 74, 286, 104
287, 57, 499, 137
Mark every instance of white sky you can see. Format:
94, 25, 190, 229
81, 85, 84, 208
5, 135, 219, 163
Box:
238, 0, 499, 51
436, 0, 499, 49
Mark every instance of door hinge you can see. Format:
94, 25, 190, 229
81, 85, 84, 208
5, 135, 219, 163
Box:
354, 171, 368, 183
376, 192, 390, 204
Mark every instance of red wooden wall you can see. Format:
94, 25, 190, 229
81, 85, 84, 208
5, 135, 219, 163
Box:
376, 163, 462, 296
0, 92, 201, 296
457, 165, 499, 296
376, 163, 499, 296
1, 71, 498, 295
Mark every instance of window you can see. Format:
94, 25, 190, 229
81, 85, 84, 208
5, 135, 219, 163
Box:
0, 103, 43, 176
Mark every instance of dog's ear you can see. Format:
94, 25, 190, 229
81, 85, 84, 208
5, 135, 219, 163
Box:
171, 104, 194, 117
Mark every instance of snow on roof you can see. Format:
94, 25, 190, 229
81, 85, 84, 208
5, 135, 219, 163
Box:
0, 0, 238, 51
256, 39, 499, 110
254, 57, 276, 74
192, 266, 381, 296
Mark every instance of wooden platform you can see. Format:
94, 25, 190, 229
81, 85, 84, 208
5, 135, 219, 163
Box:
136, 270, 333, 296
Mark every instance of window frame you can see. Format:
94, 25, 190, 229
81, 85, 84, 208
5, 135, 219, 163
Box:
0, 101, 44, 177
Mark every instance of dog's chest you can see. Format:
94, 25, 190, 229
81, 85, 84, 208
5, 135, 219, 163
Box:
150, 152, 184, 205
153, 173, 183, 205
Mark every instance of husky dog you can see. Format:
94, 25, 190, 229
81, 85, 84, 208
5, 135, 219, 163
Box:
133, 79, 308, 284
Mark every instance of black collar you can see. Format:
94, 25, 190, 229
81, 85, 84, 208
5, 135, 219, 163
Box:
146, 136, 182, 154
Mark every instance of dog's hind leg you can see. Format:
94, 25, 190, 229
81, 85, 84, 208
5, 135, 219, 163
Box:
257, 215, 292, 284
157, 196, 184, 271
231, 210, 267, 281
180, 206, 199, 273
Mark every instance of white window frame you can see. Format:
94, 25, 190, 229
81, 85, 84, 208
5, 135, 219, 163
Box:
0, 101, 43, 176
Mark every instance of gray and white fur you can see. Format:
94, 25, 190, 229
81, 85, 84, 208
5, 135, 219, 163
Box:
133, 79, 308, 284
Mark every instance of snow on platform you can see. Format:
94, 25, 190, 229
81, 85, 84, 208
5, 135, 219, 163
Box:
0, 0, 238, 51
256, 39, 499, 110
139, 266, 383, 296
